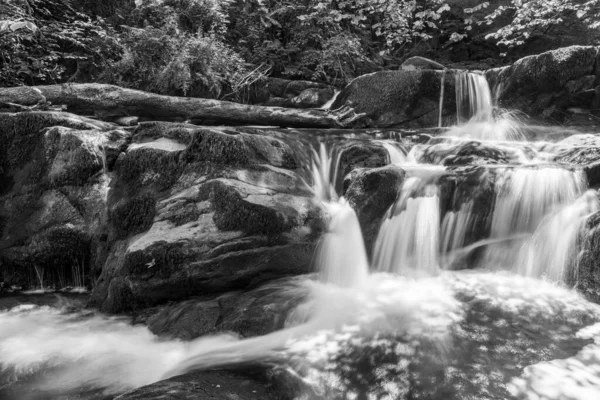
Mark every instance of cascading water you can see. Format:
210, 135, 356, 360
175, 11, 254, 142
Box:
5, 68, 600, 400
484, 167, 591, 274
315, 200, 369, 287
372, 168, 445, 277
311, 142, 339, 202
451, 70, 525, 141
455, 70, 494, 123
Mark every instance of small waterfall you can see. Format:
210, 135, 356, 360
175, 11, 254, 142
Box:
379, 141, 408, 165
485, 167, 589, 272
438, 68, 446, 128
320, 90, 341, 110
516, 190, 600, 282
311, 142, 338, 202
452, 71, 525, 141
315, 200, 369, 287
373, 175, 441, 277
440, 201, 473, 255
490, 167, 587, 237
455, 71, 494, 123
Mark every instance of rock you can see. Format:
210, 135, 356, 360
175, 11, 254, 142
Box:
565, 75, 597, 93
0, 112, 127, 289
577, 212, 600, 301
336, 142, 389, 193
145, 278, 307, 340
401, 56, 445, 71
114, 368, 307, 400
331, 69, 457, 128
90, 123, 326, 313
416, 139, 516, 166
345, 166, 406, 253
439, 166, 497, 259
486, 46, 599, 122
254, 78, 336, 109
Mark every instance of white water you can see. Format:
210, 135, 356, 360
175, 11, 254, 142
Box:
316, 199, 369, 287
516, 190, 600, 281
452, 70, 525, 141
311, 142, 338, 202
373, 174, 442, 277
4, 69, 600, 400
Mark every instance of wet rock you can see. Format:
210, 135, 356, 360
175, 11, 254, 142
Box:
146, 278, 307, 340
330, 69, 457, 128
345, 165, 406, 253
439, 166, 497, 253
91, 124, 326, 313
576, 212, 600, 301
417, 140, 515, 166
114, 368, 304, 400
0, 111, 127, 289
335, 142, 389, 193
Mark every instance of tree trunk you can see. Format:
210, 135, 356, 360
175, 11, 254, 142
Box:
0, 84, 369, 128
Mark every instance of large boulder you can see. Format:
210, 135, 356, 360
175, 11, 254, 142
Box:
90, 123, 326, 313
0, 112, 127, 288
485, 46, 600, 123
330, 69, 457, 128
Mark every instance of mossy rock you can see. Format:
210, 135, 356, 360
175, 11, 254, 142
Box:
345, 165, 406, 253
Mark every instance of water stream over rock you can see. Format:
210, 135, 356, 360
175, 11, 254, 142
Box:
3, 71, 600, 400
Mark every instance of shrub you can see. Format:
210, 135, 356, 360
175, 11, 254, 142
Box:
0, 0, 122, 86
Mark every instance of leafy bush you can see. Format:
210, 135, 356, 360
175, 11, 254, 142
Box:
100, 21, 253, 99
0, 0, 122, 86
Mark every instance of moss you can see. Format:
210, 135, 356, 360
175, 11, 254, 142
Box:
208, 181, 289, 235
110, 194, 156, 237
115, 147, 183, 195
184, 129, 251, 165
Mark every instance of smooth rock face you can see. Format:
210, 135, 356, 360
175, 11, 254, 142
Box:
0, 112, 128, 288
485, 45, 600, 123
91, 123, 326, 313
331, 69, 457, 128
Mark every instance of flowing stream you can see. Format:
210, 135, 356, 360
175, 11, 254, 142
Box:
3, 72, 600, 399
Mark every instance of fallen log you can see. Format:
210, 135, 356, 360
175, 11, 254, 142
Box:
0, 84, 370, 128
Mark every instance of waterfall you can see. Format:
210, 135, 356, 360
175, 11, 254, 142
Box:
379, 141, 408, 165
315, 200, 370, 287
373, 175, 442, 277
451, 71, 524, 141
311, 142, 338, 202
455, 71, 494, 123
439, 68, 446, 128
515, 190, 599, 282
484, 167, 590, 277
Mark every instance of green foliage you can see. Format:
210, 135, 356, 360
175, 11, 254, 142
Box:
0, 0, 122, 86
483, 0, 600, 48
100, 21, 251, 98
